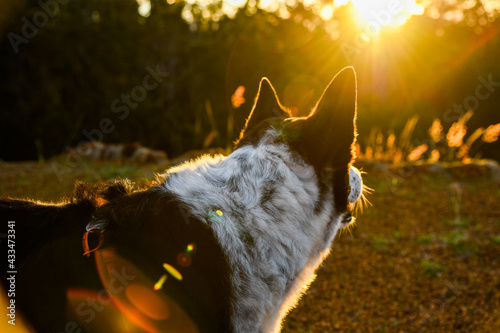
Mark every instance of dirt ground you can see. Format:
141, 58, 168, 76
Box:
1, 158, 499, 333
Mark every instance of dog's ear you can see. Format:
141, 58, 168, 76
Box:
234, 78, 291, 147
244, 78, 289, 130
295, 67, 357, 168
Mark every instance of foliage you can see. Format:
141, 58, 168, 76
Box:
0, 0, 499, 162
359, 111, 500, 164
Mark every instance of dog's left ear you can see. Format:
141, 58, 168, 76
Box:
294, 67, 357, 168
244, 78, 290, 129
235, 78, 291, 147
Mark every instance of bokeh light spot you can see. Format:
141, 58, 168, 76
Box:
186, 243, 196, 253
231, 86, 246, 108
154, 274, 168, 291
163, 263, 183, 280
177, 253, 192, 267
209, 210, 224, 223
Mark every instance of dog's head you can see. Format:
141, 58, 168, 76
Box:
235, 66, 364, 230
82, 67, 366, 333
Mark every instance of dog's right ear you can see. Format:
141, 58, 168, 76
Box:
293, 67, 357, 169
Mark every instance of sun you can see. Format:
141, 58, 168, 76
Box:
349, 0, 424, 31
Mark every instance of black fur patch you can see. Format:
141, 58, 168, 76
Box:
0, 181, 131, 332
332, 167, 350, 213
0, 181, 232, 333
94, 187, 233, 332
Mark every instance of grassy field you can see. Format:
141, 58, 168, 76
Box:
1, 157, 499, 332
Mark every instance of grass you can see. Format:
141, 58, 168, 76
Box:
418, 234, 435, 244
491, 235, 500, 245
371, 235, 391, 251
442, 229, 470, 244
1, 155, 500, 332
447, 217, 471, 227
442, 230, 479, 255
420, 259, 446, 277
392, 229, 403, 240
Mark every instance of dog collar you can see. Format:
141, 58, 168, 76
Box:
82, 228, 104, 257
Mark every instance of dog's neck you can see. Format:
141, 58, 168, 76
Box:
159, 134, 342, 333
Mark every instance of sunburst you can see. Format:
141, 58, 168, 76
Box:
350, 0, 424, 32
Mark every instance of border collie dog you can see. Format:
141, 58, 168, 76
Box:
1, 67, 365, 333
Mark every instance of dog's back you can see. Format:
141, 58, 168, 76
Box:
0, 183, 107, 332
1, 67, 365, 333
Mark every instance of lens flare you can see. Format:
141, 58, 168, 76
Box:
94, 249, 199, 332
186, 243, 196, 253
209, 210, 224, 223
154, 274, 168, 291
126, 283, 170, 320
163, 263, 183, 281
177, 253, 192, 267
67, 288, 138, 332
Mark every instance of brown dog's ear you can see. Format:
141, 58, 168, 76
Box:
244, 78, 289, 131
298, 67, 357, 168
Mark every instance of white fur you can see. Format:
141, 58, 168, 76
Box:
158, 129, 357, 333
348, 166, 363, 203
